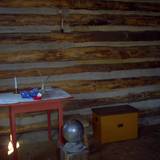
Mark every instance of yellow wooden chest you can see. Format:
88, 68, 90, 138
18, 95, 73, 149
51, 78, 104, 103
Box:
92, 105, 138, 144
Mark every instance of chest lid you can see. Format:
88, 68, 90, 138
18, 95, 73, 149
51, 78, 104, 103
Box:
92, 105, 138, 116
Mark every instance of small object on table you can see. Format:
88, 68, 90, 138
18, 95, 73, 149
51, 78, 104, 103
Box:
33, 92, 42, 100
14, 77, 18, 94
29, 88, 39, 97
20, 88, 42, 100
20, 91, 32, 98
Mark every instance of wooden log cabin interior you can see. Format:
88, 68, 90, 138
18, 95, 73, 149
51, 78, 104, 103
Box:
0, 0, 160, 159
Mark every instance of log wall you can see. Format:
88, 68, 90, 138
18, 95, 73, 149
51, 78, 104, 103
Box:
0, 0, 160, 140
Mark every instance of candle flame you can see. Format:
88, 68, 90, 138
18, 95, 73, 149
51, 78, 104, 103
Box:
8, 134, 20, 155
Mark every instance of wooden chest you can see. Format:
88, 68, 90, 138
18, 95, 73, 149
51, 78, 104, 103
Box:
92, 105, 138, 144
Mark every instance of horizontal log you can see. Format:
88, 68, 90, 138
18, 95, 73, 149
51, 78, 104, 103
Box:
0, 122, 50, 135
0, 107, 159, 136
69, 9, 160, 17
1, 9, 160, 18
0, 0, 62, 8
71, 25, 160, 32
65, 99, 160, 115
51, 77, 160, 94
0, 13, 160, 27
0, 7, 60, 15
0, 61, 160, 79
0, 25, 60, 34
0, 75, 160, 94
0, 109, 52, 119
1, 31, 160, 44
0, 114, 89, 135
63, 90, 160, 110
0, 108, 160, 136
1, 60, 160, 71
1, 25, 160, 34
0, 41, 160, 53
71, 85, 160, 100
66, 14, 160, 26
66, 0, 160, 11
0, 58, 159, 71
0, 46, 160, 63
0, 106, 90, 119
1, 98, 160, 121
0, 0, 160, 12
0, 68, 160, 92
140, 108, 160, 118
0, 14, 60, 26
2, 8, 160, 17
0, 99, 160, 134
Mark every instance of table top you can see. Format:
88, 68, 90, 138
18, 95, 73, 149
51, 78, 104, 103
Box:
0, 88, 71, 106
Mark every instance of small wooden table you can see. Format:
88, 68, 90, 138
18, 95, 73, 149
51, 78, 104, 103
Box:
0, 88, 72, 160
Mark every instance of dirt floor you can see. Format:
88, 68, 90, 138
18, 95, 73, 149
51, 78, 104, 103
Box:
89, 125, 160, 160
2, 124, 160, 160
